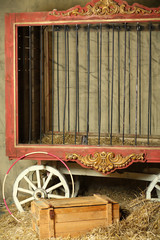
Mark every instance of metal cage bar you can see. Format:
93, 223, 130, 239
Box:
107, 29, 110, 134
51, 25, 55, 144
128, 28, 131, 135
28, 26, 32, 143
56, 28, 60, 132
110, 25, 114, 145
86, 24, 90, 145
67, 27, 70, 132
118, 26, 120, 134
122, 24, 127, 145
148, 23, 152, 145
75, 24, 79, 144
40, 26, 43, 143
135, 24, 139, 145
97, 26, 100, 145
63, 26, 68, 144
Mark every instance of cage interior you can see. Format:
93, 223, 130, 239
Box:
17, 23, 160, 146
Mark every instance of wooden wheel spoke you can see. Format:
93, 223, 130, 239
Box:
36, 169, 41, 188
20, 197, 35, 205
59, 186, 65, 193
46, 182, 63, 193
42, 172, 53, 190
155, 184, 160, 191
48, 194, 65, 199
24, 175, 37, 190
17, 187, 34, 195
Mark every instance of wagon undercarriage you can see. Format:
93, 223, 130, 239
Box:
12, 151, 160, 212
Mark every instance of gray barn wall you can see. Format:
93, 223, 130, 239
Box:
0, 0, 160, 202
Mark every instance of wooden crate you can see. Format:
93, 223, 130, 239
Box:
31, 194, 119, 239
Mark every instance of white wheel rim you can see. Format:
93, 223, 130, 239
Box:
13, 165, 70, 212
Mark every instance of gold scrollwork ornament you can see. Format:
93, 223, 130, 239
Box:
50, 0, 152, 16
66, 151, 144, 173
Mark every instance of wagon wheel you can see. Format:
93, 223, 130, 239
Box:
146, 174, 160, 201
13, 165, 70, 212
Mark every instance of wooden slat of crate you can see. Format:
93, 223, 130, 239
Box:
31, 201, 54, 239
55, 219, 108, 238
54, 205, 107, 222
44, 195, 108, 208
95, 194, 120, 223
31, 195, 119, 239
112, 203, 120, 222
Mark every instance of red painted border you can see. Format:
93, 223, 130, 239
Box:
5, 13, 16, 158
5, 0, 160, 174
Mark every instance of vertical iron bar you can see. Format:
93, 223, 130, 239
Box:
63, 26, 67, 144
67, 28, 70, 132
57, 29, 60, 132
149, 24, 152, 135
128, 28, 131, 134
135, 24, 139, 145
51, 26, 54, 144
148, 23, 152, 144
108, 29, 110, 133
110, 25, 114, 145
123, 24, 127, 145
139, 29, 141, 135
87, 24, 90, 144
97, 26, 100, 145
98, 24, 102, 145
40, 26, 43, 143
77, 35, 80, 134
43, 30, 45, 135
29, 26, 32, 143
75, 25, 79, 144
118, 26, 120, 134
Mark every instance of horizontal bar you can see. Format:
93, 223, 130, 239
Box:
44, 23, 160, 33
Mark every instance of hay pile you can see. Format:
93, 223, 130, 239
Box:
41, 133, 160, 146
0, 205, 38, 240
83, 198, 160, 240
41, 134, 124, 146
0, 195, 160, 240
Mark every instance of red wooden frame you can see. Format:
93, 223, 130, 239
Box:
5, 0, 160, 174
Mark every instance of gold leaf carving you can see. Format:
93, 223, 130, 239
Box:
154, 9, 160, 14
50, 0, 152, 17
66, 152, 144, 173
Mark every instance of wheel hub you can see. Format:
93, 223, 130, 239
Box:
34, 188, 47, 200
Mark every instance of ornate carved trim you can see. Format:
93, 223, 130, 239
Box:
50, 0, 154, 17
66, 152, 145, 173
155, 9, 160, 14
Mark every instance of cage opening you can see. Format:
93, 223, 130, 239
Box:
17, 23, 160, 146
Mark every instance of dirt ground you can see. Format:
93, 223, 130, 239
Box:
0, 177, 160, 240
